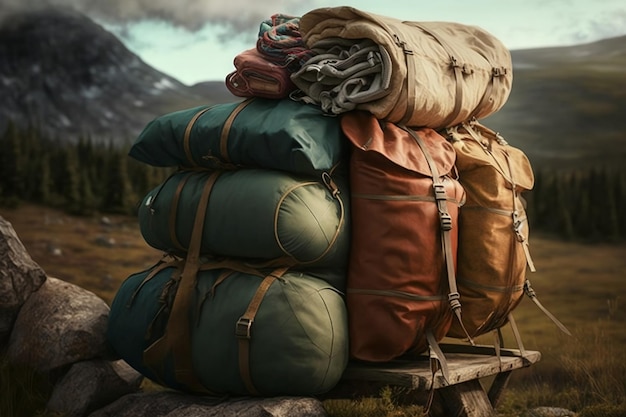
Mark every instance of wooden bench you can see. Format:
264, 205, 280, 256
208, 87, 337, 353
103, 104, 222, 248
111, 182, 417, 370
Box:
323, 344, 541, 417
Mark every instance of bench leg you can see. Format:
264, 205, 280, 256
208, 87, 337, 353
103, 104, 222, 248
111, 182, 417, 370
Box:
435, 379, 497, 417
487, 370, 512, 408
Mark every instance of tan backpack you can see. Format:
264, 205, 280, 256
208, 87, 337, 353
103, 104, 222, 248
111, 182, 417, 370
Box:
444, 120, 570, 340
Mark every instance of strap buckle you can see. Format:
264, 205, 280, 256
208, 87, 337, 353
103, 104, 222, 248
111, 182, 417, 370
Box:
448, 291, 461, 311
235, 317, 253, 339
439, 211, 453, 231
433, 183, 447, 201
493, 67, 508, 77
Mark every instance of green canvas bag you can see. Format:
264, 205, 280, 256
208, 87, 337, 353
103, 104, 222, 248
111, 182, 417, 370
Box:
128, 98, 347, 176
106, 258, 349, 397
137, 167, 350, 279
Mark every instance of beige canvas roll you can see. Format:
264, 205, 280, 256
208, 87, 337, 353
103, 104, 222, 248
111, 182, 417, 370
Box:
296, 6, 513, 128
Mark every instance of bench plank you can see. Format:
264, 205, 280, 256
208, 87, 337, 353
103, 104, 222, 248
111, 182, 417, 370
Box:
323, 346, 541, 417
340, 347, 540, 390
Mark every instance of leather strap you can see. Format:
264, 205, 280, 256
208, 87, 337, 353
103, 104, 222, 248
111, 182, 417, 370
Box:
128, 256, 181, 308
168, 172, 193, 252
390, 29, 416, 125
503, 151, 538, 273
183, 107, 212, 167
424, 330, 448, 415
524, 280, 571, 335
143, 171, 221, 394
426, 330, 450, 383
507, 313, 528, 357
424, 329, 449, 415
219, 99, 254, 163
236, 267, 290, 395
402, 126, 474, 345
273, 170, 345, 265
493, 329, 503, 370
405, 22, 466, 127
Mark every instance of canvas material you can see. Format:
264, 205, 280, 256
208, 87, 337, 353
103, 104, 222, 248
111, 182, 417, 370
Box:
341, 111, 465, 361
128, 98, 347, 176
225, 47, 297, 99
106, 263, 349, 396
137, 168, 350, 284
445, 121, 534, 338
296, 6, 512, 128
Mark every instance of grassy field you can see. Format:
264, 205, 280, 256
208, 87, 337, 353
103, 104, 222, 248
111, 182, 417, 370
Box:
1, 203, 625, 416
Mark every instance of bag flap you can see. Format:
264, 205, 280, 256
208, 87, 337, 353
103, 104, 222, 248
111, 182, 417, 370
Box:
341, 111, 456, 176
448, 122, 534, 191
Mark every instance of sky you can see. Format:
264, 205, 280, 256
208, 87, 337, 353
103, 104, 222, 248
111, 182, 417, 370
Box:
3, 0, 626, 85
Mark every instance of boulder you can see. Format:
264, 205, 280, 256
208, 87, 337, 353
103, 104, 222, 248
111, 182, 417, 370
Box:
88, 391, 329, 417
7, 276, 110, 371
46, 359, 144, 417
0, 216, 47, 342
520, 407, 578, 417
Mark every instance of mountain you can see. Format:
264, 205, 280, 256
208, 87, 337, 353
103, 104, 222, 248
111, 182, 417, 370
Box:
1, 8, 624, 169
483, 35, 626, 170
0, 8, 235, 146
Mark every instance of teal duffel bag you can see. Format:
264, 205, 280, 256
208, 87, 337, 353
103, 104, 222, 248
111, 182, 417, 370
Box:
137, 167, 350, 275
128, 98, 347, 176
106, 258, 349, 397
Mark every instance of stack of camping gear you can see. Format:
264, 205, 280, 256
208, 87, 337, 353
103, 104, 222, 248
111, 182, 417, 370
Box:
107, 6, 569, 399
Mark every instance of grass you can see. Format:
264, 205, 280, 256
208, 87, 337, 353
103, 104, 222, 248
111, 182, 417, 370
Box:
0, 349, 61, 417
1, 204, 626, 416
0, 204, 163, 305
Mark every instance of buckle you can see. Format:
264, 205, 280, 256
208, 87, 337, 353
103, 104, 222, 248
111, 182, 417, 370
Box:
235, 317, 253, 339
433, 183, 447, 201
448, 292, 461, 310
440, 212, 453, 231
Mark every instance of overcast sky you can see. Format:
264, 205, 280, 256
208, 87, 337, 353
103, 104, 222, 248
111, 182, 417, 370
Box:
4, 0, 626, 85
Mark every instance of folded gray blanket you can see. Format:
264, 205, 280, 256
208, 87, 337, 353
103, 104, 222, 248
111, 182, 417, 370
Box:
291, 38, 392, 114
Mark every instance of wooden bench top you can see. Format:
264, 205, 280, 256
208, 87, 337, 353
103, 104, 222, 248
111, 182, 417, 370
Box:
341, 344, 541, 390
325, 344, 541, 417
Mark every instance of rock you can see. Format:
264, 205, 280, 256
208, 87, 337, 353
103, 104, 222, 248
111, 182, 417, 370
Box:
520, 407, 578, 417
0, 216, 47, 343
94, 235, 116, 247
88, 391, 329, 417
46, 359, 144, 417
7, 277, 110, 371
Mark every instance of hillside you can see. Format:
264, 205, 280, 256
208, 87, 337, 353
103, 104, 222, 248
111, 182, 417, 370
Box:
484, 35, 626, 170
0, 7, 624, 168
0, 7, 235, 146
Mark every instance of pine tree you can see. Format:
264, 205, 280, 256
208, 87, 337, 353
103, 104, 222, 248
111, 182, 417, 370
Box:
36, 153, 53, 205
599, 168, 620, 242
101, 151, 137, 214
571, 171, 590, 239
554, 173, 575, 240
76, 166, 97, 215
59, 145, 82, 213
616, 170, 626, 239
0, 122, 25, 206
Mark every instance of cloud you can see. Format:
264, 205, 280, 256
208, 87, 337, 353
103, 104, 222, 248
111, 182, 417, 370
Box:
0, 0, 313, 31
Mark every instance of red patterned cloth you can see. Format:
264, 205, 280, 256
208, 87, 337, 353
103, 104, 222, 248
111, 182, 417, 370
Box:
256, 14, 316, 73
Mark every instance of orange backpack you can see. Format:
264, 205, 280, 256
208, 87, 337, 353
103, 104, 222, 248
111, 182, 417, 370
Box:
341, 111, 469, 362
444, 120, 570, 340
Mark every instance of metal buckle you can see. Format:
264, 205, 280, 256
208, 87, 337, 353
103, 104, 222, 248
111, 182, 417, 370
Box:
235, 317, 252, 339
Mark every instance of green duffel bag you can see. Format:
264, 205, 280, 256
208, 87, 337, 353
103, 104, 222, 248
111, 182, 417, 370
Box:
106, 258, 349, 397
128, 98, 347, 176
137, 166, 350, 277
